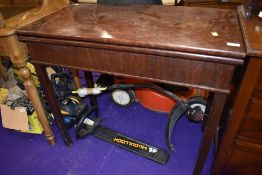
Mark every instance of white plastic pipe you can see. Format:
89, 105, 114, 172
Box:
73, 87, 105, 97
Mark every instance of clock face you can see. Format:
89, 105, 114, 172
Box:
111, 90, 131, 106
190, 103, 206, 113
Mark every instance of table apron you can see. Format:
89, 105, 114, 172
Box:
27, 42, 235, 93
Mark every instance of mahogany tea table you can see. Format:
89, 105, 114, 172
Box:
16, 4, 246, 175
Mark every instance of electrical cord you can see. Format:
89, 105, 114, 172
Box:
5, 96, 33, 112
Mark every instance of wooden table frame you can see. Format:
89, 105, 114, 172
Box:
29, 42, 233, 175
16, 4, 246, 175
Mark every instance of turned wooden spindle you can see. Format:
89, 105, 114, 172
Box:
17, 63, 55, 144
8, 36, 55, 145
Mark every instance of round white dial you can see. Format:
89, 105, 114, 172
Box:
190, 103, 206, 113
111, 90, 131, 106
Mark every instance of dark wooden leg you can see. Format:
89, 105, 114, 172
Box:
193, 92, 227, 175
71, 69, 81, 89
84, 71, 99, 117
201, 93, 213, 132
35, 64, 72, 146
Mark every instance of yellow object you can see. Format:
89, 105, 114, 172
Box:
69, 96, 80, 103
13, 62, 40, 87
13, 63, 57, 88
46, 67, 56, 79
0, 88, 8, 104
61, 110, 69, 115
60, 96, 80, 115
21, 111, 43, 134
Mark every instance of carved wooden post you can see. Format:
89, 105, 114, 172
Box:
9, 36, 55, 144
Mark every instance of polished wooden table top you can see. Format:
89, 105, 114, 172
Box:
17, 4, 245, 59
238, 6, 262, 57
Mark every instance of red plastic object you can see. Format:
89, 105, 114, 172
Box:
135, 89, 176, 113
114, 77, 208, 113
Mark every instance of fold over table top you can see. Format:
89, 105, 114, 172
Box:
17, 4, 246, 61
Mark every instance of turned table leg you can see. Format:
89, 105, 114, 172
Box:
35, 64, 72, 146
16, 63, 55, 144
193, 92, 227, 175
7, 37, 55, 144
